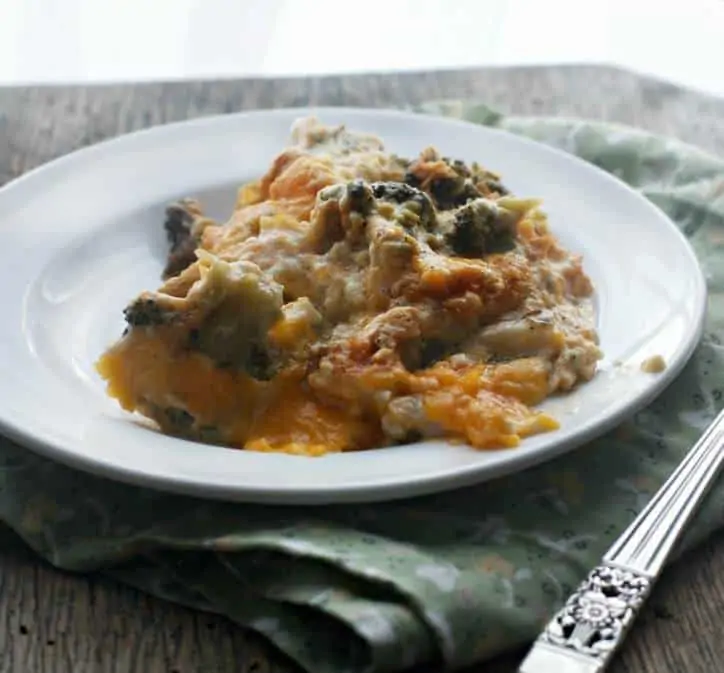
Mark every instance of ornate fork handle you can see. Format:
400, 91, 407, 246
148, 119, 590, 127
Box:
519, 407, 724, 673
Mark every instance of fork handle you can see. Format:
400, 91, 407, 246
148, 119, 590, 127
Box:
519, 406, 724, 672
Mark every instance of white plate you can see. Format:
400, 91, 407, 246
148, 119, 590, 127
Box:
0, 108, 706, 504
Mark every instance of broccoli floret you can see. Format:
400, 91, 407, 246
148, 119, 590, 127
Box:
404, 157, 510, 210
480, 177, 509, 197
370, 181, 436, 231
445, 199, 516, 257
188, 256, 284, 381
245, 343, 276, 381
345, 180, 375, 214
312, 181, 375, 249
315, 180, 437, 247
165, 201, 195, 248
371, 181, 423, 203
212, 341, 276, 381
431, 178, 480, 209
163, 200, 202, 279
123, 297, 176, 327
399, 336, 449, 371
406, 157, 479, 210
403, 170, 422, 189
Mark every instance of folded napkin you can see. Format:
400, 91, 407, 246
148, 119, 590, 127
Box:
4, 102, 724, 672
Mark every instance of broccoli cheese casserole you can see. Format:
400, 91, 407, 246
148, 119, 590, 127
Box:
96, 117, 601, 455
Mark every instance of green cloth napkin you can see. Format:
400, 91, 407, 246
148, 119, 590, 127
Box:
4, 102, 724, 672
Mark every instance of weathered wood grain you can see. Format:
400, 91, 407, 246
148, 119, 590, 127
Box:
1, 65, 724, 673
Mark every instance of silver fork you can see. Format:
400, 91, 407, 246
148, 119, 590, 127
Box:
518, 407, 724, 673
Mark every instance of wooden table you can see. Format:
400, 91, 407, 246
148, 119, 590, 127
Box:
1, 65, 723, 673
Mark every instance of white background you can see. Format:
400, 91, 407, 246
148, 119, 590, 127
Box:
2, 0, 724, 97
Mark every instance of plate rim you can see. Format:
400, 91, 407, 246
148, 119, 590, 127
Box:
0, 106, 708, 503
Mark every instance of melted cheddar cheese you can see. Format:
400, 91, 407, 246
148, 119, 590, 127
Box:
96, 117, 601, 455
